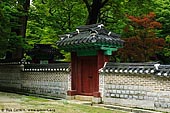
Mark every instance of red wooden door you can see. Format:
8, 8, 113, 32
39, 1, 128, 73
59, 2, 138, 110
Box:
78, 57, 97, 96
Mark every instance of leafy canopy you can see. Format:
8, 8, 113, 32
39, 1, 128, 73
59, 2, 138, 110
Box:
0, 0, 26, 58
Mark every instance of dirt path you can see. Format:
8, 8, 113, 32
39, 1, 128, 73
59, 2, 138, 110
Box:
0, 92, 126, 113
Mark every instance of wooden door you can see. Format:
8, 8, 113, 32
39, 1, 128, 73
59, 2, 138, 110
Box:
78, 57, 97, 96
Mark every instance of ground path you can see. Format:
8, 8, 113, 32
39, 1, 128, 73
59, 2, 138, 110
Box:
0, 91, 127, 113
0, 92, 163, 113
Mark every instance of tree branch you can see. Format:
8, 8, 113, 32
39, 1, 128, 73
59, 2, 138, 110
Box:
41, 0, 47, 4
83, 0, 91, 13
101, 0, 109, 8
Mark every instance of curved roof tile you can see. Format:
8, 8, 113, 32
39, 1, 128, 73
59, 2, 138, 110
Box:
101, 62, 170, 77
57, 24, 124, 51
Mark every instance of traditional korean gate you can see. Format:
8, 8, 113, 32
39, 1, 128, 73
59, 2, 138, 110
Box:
78, 56, 97, 96
57, 24, 124, 99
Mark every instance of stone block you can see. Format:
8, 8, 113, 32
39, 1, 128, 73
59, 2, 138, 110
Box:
105, 93, 110, 97
148, 96, 154, 101
160, 102, 168, 108
119, 85, 124, 89
147, 92, 158, 97
144, 96, 148, 100
116, 94, 120, 98
138, 86, 144, 90
117, 90, 121, 94
107, 90, 112, 93
167, 103, 170, 108
111, 85, 116, 89
116, 85, 120, 89
133, 86, 138, 90
129, 95, 133, 99
128, 86, 133, 90
112, 90, 117, 93
164, 98, 170, 102
92, 97, 102, 104
66, 95, 75, 100
125, 90, 130, 94
124, 86, 128, 89
124, 95, 128, 99
138, 96, 144, 100
75, 95, 93, 101
103, 97, 155, 109
110, 93, 115, 97
133, 95, 138, 99
158, 97, 165, 101
120, 94, 124, 98
130, 90, 135, 94
153, 97, 158, 101
105, 85, 109, 89
154, 102, 160, 108
140, 91, 146, 95
121, 90, 126, 94
134, 91, 140, 95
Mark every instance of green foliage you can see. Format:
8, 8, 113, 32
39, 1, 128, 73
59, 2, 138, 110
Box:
60, 50, 71, 62
25, 0, 158, 61
163, 35, 170, 57
98, 0, 154, 34
26, 0, 87, 47
0, 0, 30, 59
166, 35, 170, 42
154, 0, 170, 38
1, 0, 169, 63
151, 0, 170, 64
26, 0, 87, 60
0, 0, 24, 58
123, 0, 154, 16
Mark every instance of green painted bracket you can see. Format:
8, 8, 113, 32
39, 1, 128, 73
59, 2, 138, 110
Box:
100, 46, 118, 55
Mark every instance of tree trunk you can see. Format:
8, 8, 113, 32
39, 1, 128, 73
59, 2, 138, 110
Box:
11, 0, 30, 60
84, 0, 109, 25
86, 0, 101, 25
21, 0, 30, 39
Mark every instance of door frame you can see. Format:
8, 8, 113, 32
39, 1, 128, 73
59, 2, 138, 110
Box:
77, 56, 97, 96
67, 51, 109, 97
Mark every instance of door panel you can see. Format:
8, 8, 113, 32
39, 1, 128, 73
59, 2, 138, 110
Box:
80, 57, 97, 95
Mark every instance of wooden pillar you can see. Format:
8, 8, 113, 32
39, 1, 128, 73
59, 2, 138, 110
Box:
98, 50, 109, 69
93, 50, 109, 97
67, 52, 77, 96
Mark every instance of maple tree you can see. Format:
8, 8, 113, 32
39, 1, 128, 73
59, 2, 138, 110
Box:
113, 12, 165, 62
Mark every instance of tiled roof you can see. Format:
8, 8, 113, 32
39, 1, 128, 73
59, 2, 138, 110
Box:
100, 62, 170, 77
57, 24, 124, 51
23, 63, 70, 72
0, 58, 30, 65
155, 65, 170, 77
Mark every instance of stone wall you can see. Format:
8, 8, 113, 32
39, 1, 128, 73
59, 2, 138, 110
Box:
101, 73, 170, 111
0, 64, 70, 98
0, 65, 22, 91
21, 71, 69, 98
1, 63, 170, 111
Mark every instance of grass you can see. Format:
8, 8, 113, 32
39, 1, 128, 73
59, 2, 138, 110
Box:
20, 96, 126, 113
0, 92, 127, 113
